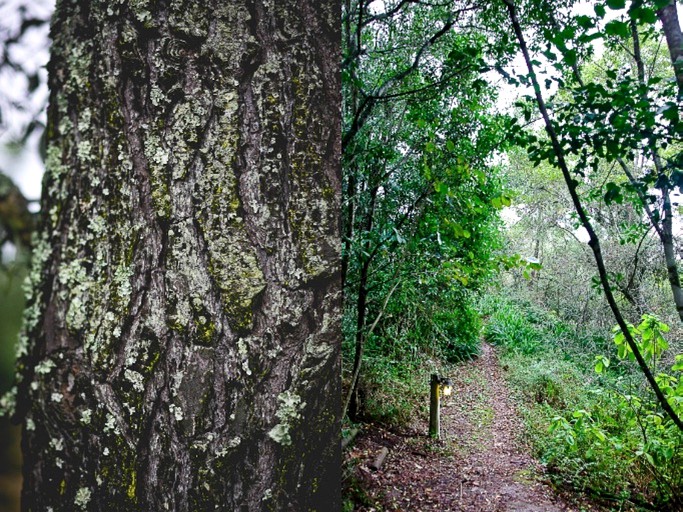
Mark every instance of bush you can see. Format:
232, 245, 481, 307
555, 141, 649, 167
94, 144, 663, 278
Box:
481, 295, 542, 354
504, 354, 584, 409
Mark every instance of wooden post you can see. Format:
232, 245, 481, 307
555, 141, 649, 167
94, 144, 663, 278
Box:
429, 374, 440, 438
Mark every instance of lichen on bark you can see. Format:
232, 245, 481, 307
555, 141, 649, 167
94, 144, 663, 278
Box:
12, 0, 340, 510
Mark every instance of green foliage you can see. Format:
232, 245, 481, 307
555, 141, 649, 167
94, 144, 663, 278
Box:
0, 261, 27, 392
482, 301, 541, 355
342, 0, 506, 423
612, 313, 670, 363
480, 294, 585, 356
485, 292, 683, 509
546, 373, 683, 508
360, 353, 429, 425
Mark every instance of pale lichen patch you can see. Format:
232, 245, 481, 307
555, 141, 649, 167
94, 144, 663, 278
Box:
103, 413, 119, 434
267, 391, 305, 446
50, 437, 64, 451
74, 487, 91, 509
169, 403, 184, 421
237, 338, 252, 376
58, 258, 94, 332
80, 408, 92, 425
124, 369, 145, 392
35, 359, 56, 375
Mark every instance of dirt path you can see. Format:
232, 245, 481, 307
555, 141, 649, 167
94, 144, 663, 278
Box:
346, 343, 591, 511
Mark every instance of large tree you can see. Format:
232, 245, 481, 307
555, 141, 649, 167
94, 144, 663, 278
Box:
7, 0, 340, 510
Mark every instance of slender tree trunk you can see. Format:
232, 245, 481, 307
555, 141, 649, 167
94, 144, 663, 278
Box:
344, 182, 377, 421
630, 18, 683, 323
504, 0, 683, 432
550, 6, 683, 325
347, 262, 369, 421
656, 0, 683, 97
13, 1, 340, 510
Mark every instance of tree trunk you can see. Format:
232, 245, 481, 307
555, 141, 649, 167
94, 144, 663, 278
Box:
630, 17, 683, 323
656, 0, 683, 97
13, 1, 340, 510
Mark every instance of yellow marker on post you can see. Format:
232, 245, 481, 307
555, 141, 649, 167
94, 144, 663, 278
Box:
429, 374, 453, 438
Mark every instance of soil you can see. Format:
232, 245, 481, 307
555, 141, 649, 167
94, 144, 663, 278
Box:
344, 343, 601, 511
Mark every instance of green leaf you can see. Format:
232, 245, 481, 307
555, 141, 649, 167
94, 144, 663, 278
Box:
604, 182, 622, 204
617, 344, 628, 359
576, 15, 593, 29
593, 428, 606, 442
393, 227, 405, 244
606, 0, 626, 9
542, 49, 557, 62
564, 49, 578, 66
672, 355, 683, 372
594, 4, 606, 17
605, 20, 630, 38
594, 355, 610, 374
630, 7, 656, 24
548, 417, 563, 433
425, 141, 436, 152
446, 140, 455, 152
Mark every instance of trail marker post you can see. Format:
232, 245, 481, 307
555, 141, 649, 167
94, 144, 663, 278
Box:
429, 374, 452, 438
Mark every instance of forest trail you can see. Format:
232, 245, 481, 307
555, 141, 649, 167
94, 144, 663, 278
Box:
347, 343, 591, 511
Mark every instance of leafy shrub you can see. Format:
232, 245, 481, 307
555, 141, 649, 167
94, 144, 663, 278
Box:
481, 295, 542, 354
489, 297, 683, 509
432, 304, 481, 362
504, 354, 584, 409
546, 385, 683, 509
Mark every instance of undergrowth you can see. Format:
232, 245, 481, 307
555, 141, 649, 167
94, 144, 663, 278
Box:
480, 293, 683, 511
343, 292, 481, 428
342, 298, 478, 510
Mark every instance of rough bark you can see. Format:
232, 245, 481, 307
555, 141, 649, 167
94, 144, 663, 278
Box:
13, 0, 340, 510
